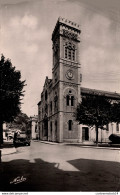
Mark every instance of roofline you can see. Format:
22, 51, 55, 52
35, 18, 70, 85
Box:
37, 101, 41, 105
81, 87, 120, 100
52, 17, 81, 41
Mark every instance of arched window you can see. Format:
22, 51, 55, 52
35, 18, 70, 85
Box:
45, 104, 48, 113
65, 46, 67, 58
39, 111, 41, 119
35, 123, 37, 133
66, 95, 74, 106
55, 120, 57, 136
68, 49, 71, 60
50, 121, 52, 132
72, 50, 75, 61
54, 97, 57, 108
42, 124, 44, 136
68, 120, 72, 131
54, 92, 58, 109
50, 101, 52, 112
45, 90, 47, 100
64, 42, 75, 61
71, 96, 74, 106
66, 95, 70, 106
55, 120, 57, 129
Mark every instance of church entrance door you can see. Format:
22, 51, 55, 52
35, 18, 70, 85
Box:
82, 127, 89, 141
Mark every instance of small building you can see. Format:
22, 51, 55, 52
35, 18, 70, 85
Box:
38, 17, 120, 143
80, 87, 120, 143
30, 115, 38, 140
3, 123, 15, 141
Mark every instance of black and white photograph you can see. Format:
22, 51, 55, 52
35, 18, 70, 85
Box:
0, 0, 120, 193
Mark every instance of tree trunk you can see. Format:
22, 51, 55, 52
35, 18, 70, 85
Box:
95, 125, 98, 146
0, 121, 3, 147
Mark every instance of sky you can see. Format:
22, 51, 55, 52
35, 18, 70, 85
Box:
0, 0, 120, 117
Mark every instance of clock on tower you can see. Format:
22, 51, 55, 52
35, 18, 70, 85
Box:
66, 69, 74, 80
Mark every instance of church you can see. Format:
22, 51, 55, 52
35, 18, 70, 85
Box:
37, 17, 120, 143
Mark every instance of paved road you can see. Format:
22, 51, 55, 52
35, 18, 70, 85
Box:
0, 141, 120, 191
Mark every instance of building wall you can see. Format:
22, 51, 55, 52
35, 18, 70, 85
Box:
38, 17, 120, 143
31, 121, 37, 139
79, 123, 120, 143
38, 18, 81, 143
30, 116, 38, 139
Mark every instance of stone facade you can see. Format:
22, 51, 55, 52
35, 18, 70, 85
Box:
38, 17, 81, 142
38, 17, 120, 143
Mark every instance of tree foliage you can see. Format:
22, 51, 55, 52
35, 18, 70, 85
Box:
7, 112, 30, 131
75, 95, 112, 144
76, 95, 112, 127
0, 54, 26, 145
110, 102, 120, 123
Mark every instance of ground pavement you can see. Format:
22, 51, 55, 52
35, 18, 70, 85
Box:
0, 140, 120, 192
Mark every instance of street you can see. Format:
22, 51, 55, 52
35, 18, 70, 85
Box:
0, 141, 120, 191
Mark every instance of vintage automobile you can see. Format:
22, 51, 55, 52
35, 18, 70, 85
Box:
109, 134, 120, 144
13, 131, 31, 146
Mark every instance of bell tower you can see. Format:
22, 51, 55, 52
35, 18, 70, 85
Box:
52, 17, 81, 142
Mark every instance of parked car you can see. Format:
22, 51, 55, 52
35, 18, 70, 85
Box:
109, 134, 120, 144
13, 131, 31, 146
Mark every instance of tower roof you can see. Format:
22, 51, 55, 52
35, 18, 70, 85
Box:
52, 17, 81, 41
58, 17, 81, 30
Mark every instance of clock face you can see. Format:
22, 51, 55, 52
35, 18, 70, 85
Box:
66, 70, 74, 80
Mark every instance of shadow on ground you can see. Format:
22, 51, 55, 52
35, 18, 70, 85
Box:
0, 158, 120, 191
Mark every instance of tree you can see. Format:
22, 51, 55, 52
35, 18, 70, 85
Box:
0, 55, 26, 146
8, 112, 31, 138
7, 112, 30, 131
110, 101, 120, 123
75, 95, 112, 145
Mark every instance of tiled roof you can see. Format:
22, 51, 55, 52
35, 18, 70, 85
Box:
81, 87, 120, 100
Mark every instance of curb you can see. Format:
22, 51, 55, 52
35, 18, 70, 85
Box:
1, 147, 17, 155
40, 141, 59, 145
65, 145, 120, 150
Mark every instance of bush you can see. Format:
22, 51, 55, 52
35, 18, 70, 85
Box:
109, 134, 120, 144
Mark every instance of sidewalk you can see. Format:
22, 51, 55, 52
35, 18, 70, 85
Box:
39, 140, 120, 150
0, 146, 16, 162
0, 141, 16, 156
1, 147, 16, 155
